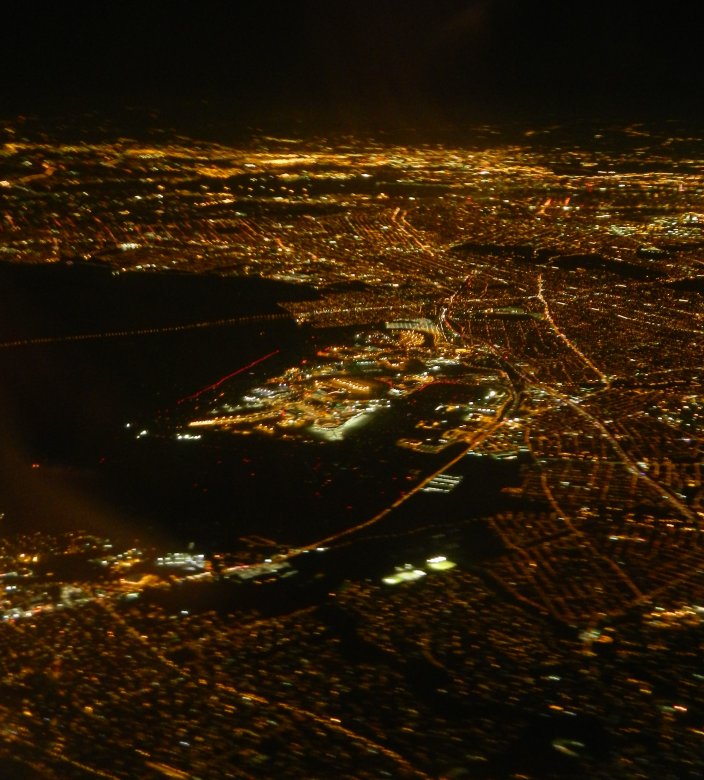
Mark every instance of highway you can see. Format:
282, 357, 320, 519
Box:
0, 312, 291, 349
536, 272, 609, 384
304, 394, 516, 551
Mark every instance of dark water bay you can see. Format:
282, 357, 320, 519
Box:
0, 261, 515, 553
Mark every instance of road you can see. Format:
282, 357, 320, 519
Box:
536, 272, 609, 384
304, 393, 516, 550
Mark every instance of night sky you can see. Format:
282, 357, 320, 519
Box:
3, 1, 704, 127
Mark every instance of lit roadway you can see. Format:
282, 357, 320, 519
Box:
529, 276, 698, 527
554, 387, 701, 528
528, 388, 704, 618
0, 303, 423, 348
490, 343, 700, 617
536, 272, 609, 384
391, 207, 431, 252
101, 601, 430, 779
0, 312, 291, 349
437, 282, 702, 618
304, 392, 517, 550
296, 307, 518, 549
0, 701, 120, 779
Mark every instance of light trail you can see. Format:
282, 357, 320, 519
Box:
304, 404, 512, 550
292, 303, 422, 323
495, 339, 699, 530
0, 313, 290, 350
536, 273, 609, 384
485, 518, 564, 618
0, 723, 120, 780
49, 754, 120, 780
554, 388, 701, 528
467, 339, 698, 619
177, 349, 280, 404
537, 470, 645, 602
395, 209, 431, 251
214, 683, 430, 778
100, 601, 428, 779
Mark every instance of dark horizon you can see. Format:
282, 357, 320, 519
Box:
3, 1, 704, 129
